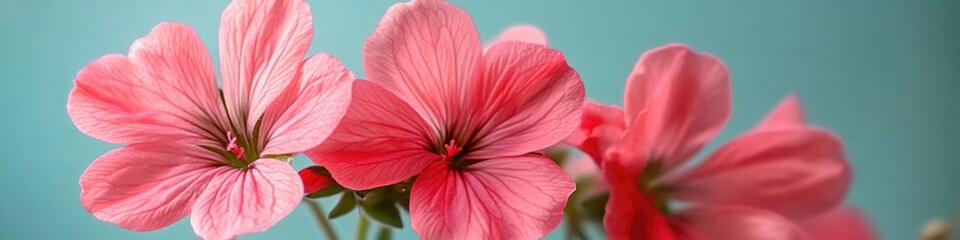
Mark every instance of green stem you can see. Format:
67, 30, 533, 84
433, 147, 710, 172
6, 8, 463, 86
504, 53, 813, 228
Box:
305, 199, 339, 240
357, 215, 370, 240
563, 190, 588, 240
376, 226, 392, 240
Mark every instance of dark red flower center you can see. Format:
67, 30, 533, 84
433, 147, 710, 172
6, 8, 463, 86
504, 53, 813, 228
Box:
637, 160, 675, 214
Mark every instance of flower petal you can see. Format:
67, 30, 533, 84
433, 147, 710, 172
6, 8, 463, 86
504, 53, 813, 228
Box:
757, 94, 806, 131
668, 128, 851, 220
190, 159, 302, 239
797, 206, 876, 240
306, 81, 437, 190
564, 101, 626, 165
68, 23, 227, 144
409, 155, 574, 239
486, 24, 548, 48
80, 141, 223, 231
467, 42, 585, 159
260, 53, 354, 155
602, 159, 678, 240
674, 205, 808, 240
363, 0, 482, 128
621, 44, 731, 171
219, 0, 313, 132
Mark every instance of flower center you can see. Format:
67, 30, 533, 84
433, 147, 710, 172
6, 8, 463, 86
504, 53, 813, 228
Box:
196, 93, 278, 169
441, 139, 476, 169
441, 139, 462, 160
226, 131, 246, 160
637, 160, 674, 214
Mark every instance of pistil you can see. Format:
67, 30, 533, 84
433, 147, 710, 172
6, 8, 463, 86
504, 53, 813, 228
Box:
226, 131, 246, 160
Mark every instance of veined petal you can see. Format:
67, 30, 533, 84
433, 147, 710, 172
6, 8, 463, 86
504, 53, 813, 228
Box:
486, 24, 548, 49
363, 0, 482, 128
190, 159, 302, 240
68, 23, 227, 144
80, 141, 223, 231
260, 53, 354, 155
219, 0, 313, 132
621, 44, 731, 171
306, 81, 437, 190
409, 155, 574, 240
468, 42, 584, 159
674, 205, 808, 240
797, 206, 876, 240
602, 159, 678, 240
668, 128, 851, 220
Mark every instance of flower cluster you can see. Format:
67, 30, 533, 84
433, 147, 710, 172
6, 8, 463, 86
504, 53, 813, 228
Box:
67, 0, 872, 239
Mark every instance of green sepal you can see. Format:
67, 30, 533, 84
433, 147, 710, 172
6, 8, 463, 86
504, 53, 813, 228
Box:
262, 154, 293, 163
581, 192, 610, 223
199, 145, 246, 169
360, 200, 403, 228
328, 191, 357, 219
307, 184, 344, 198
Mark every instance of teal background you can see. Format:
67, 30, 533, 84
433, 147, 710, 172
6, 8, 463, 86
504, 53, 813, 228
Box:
1, 0, 958, 239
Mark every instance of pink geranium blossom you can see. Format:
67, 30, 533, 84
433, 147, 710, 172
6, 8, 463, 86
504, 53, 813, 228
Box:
306, 0, 583, 238
565, 44, 852, 239
68, 0, 354, 238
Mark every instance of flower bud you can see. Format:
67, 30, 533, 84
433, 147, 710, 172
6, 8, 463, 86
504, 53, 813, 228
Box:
299, 166, 336, 195
919, 218, 953, 240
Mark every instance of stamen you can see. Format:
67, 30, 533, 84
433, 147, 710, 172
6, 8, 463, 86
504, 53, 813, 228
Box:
442, 139, 462, 159
226, 131, 245, 160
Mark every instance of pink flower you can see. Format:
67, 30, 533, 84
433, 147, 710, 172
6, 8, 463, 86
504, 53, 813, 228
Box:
798, 206, 876, 240
67, 0, 354, 238
306, 0, 583, 238
566, 44, 852, 239
487, 25, 548, 49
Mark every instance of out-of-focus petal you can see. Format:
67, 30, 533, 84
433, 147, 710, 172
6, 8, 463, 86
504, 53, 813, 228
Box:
564, 101, 626, 165
219, 0, 313, 132
668, 128, 851, 220
190, 159, 302, 240
409, 155, 574, 239
602, 159, 678, 240
260, 53, 354, 155
757, 95, 806, 131
563, 156, 610, 204
486, 24, 548, 49
467, 42, 584, 159
674, 205, 808, 240
306, 81, 437, 190
363, 0, 482, 128
68, 23, 227, 144
797, 206, 876, 240
80, 141, 222, 231
564, 156, 600, 180
621, 44, 731, 172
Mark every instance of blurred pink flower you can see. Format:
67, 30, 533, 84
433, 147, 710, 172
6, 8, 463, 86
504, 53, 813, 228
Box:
563, 156, 610, 201
306, 0, 583, 238
566, 44, 852, 239
798, 206, 876, 240
486, 24, 548, 50
68, 0, 354, 238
